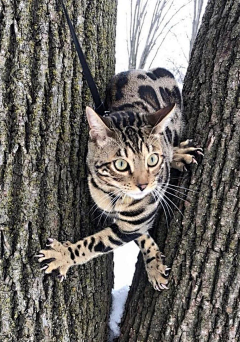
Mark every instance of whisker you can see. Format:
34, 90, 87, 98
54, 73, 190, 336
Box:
163, 193, 184, 217
102, 195, 121, 226
161, 197, 173, 220
93, 188, 123, 224
161, 196, 174, 217
151, 190, 159, 206
154, 188, 176, 229
89, 190, 118, 217
166, 187, 190, 198
89, 191, 112, 215
155, 188, 174, 218
98, 196, 118, 225
162, 182, 199, 194
164, 189, 187, 203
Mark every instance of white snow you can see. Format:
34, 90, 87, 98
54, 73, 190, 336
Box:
109, 286, 129, 341
109, 242, 139, 340
113, 241, 139, 290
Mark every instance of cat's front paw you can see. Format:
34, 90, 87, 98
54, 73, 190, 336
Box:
171, 139, 203, 172
37, 238, 75, 280
146, 253, 170, 291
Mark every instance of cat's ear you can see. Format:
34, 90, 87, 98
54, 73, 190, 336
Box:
147, 104, 176, 133
86, 107, 113, 143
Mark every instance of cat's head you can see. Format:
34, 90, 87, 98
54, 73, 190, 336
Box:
86, 105, 176, 201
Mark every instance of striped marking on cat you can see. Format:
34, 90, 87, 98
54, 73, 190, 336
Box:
38, 67, 199, 292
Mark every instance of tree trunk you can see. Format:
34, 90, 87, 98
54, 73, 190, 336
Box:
0, 1, 117, 341
118, 0, 240, 341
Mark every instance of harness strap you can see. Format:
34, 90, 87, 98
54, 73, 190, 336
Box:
61, 0, 105, 116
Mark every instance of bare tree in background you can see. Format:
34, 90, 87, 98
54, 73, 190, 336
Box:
165, 0, 206, 85
128, 0, 190, 69
189, 0, 205, 56
127, 0, 206, 71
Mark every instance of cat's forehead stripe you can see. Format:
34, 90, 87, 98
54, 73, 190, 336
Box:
118, 149, 127, 157
110, 111, 145, 129
123, 127, 144, 153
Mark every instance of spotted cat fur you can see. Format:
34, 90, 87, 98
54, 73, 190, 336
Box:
37, 68, 202, 290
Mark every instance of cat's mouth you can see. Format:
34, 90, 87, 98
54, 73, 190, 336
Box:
126, 189, 152, 200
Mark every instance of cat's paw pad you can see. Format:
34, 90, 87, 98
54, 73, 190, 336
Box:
171, 139, 203, 171
37, 238, 74, 279
146, 254, 170, 291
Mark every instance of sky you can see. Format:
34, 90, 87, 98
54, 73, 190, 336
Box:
115, 0, 208, 84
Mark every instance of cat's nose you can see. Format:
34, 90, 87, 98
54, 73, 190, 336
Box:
137, 183, 148, 191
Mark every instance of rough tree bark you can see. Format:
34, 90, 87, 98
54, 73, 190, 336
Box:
118, 0, 240, 341
0, 1, 116, 341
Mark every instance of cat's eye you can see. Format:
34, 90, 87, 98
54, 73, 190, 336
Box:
147, 153, 159, 167
114, 159, 129, 171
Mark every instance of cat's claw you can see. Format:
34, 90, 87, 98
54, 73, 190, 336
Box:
197, 150, 204, 156
46, 238, 54, 246
57, 274, 65, 282
155, 283, 169, 291
171, 139, 203, 171
146, 257, 170, 291
40, 264, 49, 271
37, 239, 74, 277
34, 254, 45, 258
164, 267, 171, 276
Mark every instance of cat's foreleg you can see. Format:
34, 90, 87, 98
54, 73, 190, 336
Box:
135, 233, 170, 291
37, 224, 141, 280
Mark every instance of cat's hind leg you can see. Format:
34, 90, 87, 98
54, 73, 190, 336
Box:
135, 233, 170, 291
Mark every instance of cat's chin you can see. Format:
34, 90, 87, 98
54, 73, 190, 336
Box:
126, 190, 151, 200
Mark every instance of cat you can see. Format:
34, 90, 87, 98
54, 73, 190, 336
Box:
37, 68, 202, 290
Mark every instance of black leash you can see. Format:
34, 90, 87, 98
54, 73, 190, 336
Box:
61, 0, 105, 116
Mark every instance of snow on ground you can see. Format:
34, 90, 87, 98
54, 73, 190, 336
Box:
109, 242, 139, 340
113, 241, 139, 290
109, 286, 129, 341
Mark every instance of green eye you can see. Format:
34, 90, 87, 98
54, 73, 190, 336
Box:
147, 153, 159, 167
114, 159, 129, 171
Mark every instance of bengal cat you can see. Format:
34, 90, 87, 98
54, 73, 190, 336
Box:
37, 68, 202, 290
